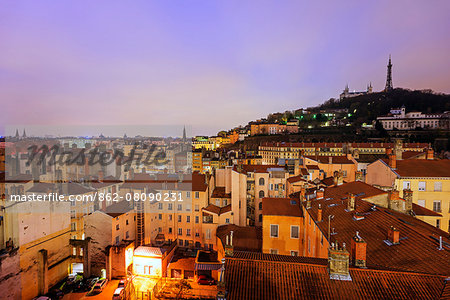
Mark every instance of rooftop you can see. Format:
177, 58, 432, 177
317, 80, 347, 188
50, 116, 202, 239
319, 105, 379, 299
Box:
262, 197, 303, 217
224, 251, 447, 300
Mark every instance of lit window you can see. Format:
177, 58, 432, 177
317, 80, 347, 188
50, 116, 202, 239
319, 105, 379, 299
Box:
290, 251, 299, 256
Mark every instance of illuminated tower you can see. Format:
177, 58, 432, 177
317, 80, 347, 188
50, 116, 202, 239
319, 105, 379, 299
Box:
384, 55, 393, 92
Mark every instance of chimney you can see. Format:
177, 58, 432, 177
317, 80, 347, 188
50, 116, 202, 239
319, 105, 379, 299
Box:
300, 184, 306, 202
388, 154, 396, 169
328, 242, 350, 280
351, 231, 367, 268
98, 170, 104, 182
389, 190, 399, 201
387, 226, 400, 245
224, 231, 234, 257
426, 148, 434, 160
355, 171, 363, 182
347, 193, 355, 211
403, 189, 413, 212
394, 140, 402, 160
337, 171, 344, 186
317, 188, 324, 200
317, 204, 323, 222
328, 156, 333, 164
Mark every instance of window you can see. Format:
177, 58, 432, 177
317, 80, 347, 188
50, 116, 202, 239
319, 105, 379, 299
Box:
259, 202, 263, 210
270, 249, 278, 254
270, 224, 279, 238
434, 182, 442, 192
195, 216, 199, 223
168, 203, 173, 210
259, 214, 262, 223
116, 224, 120, 230
215, 199, 220, 206
186, 229, 191, 236
178, 228, 182, 235
195, 205, 199, 212
178, 215, 182, 222
259, 190, 265, 198
70, 210, 76, 218
179, 239, 183, 246
158, 227, 162, 232
169, 215, 172, 221
225, 218, 230, 224
178, 204, 182, 211
291, 226, 299, 239
186, 204, 191, 211
169, 227, 173, 234
187, 191, 191, 198
206, 229, 211, 240
290, 251, 299, 256
126, 231, 129, 239
186, 216, 190, 223
403, 181, 411, 190
115, 236, 120, 245
433, 200, 442, 212
126, 219, 129, 225
436, 219, 440, 229
418, 181, 426, 191
418, 200, 425, 207
259, 178, 265, 186
195, 192, 199, 199
158, 214, 162, 220
158, 203, 163, 210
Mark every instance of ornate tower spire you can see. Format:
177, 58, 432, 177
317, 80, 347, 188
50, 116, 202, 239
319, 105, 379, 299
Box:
384, 55, 393, 92
182, 126, 187, 143
22, 129, 27, 138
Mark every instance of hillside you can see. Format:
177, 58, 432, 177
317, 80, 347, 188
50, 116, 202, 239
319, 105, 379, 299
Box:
312, 88, 450, 126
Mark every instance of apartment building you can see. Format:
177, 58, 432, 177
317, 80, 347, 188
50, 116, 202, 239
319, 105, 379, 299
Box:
367, 156, 450, 232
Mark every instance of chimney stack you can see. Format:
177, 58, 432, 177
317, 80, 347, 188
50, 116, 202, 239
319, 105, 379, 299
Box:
426, 148, 434, 160
337, 171, 344, 186
355, 171, 363, 182
328, 156, 333, 164
403, 189, 413, 212
317, 204, 323, 222
351, 231, 367, 268
316, 188, 324, 200
328, 242, 351, 280
388, 226, 400, 245
347, 193, 356, 211
224, 231, 234, 257
388, 154, 397, 169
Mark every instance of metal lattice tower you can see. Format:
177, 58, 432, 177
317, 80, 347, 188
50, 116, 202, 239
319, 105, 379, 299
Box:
384, 55, 393, 92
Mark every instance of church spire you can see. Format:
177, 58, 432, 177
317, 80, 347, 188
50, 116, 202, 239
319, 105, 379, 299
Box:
384, 55, 393, 92
15, 129, 19, 139
22, 129, 27, 138
182, 126, 187, 143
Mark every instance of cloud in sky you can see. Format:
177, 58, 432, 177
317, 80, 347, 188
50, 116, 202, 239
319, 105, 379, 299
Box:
1, 0, 449, 136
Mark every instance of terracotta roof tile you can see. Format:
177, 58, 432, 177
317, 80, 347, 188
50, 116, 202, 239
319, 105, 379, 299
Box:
224, 253, 446, 300
262, 197, 303, 217
216, 225, 262, 252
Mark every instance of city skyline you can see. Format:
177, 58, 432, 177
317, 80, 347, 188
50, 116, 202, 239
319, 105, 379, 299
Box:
1, 1, 450, 136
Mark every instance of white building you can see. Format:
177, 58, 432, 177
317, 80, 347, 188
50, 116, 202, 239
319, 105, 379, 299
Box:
377, 106, 448, 130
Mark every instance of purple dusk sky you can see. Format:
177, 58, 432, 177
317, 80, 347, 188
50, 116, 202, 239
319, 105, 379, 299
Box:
1, 1, 449, 136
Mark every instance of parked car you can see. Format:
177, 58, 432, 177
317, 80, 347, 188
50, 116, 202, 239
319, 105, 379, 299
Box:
117, 279, 127, 289
112, 287, 125, 300
197, 275, 215, 285
45, 289, 64, 299
92, 278, 108, 293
